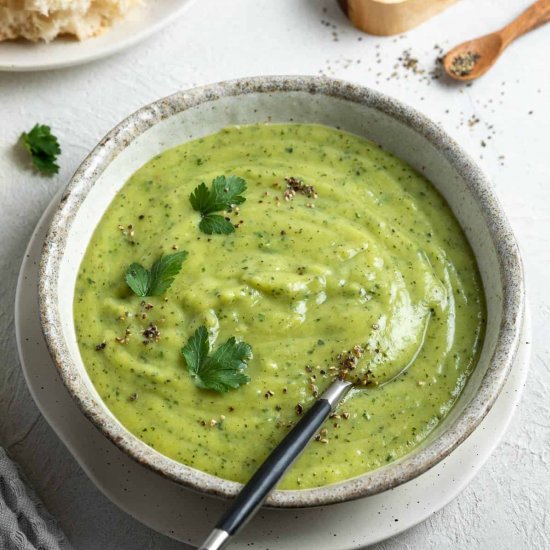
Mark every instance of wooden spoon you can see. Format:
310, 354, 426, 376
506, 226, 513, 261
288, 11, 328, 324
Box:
443, 0, 550, 81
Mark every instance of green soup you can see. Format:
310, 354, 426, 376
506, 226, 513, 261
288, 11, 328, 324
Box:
74, 124, 485, 489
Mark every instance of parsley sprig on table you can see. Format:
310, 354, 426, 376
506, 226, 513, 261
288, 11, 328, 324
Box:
20, 124, 61, 176
189, 175, 247, 234
182, 326, 252, 392
125, 251, 187, 297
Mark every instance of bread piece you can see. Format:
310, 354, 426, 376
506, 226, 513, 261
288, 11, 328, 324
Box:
0, 0, 141, 42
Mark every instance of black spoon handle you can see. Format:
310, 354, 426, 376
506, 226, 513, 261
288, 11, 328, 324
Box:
199, 378, 353, 550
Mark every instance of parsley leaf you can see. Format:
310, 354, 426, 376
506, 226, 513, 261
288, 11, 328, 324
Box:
125, 263, 150, 296
199, 214, 235, 235
20, 124, 61, 176
181, 326, 252, 392
189, 175, 247, 234
125, 251, 187, 297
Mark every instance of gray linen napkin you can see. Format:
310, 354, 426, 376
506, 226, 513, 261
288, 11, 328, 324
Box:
0, 448, 73, 550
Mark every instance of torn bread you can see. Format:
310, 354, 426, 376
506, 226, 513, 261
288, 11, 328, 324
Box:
0, 0, 141, 42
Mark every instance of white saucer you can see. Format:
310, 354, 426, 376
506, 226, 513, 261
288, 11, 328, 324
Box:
0, 0, 194, 72
16, 193, 531, 549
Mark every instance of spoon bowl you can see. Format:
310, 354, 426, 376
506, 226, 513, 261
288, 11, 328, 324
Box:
372, 314, 432, 387
443, 33, 504, 81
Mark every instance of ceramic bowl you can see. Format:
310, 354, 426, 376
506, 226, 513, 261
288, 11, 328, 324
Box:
38, 76, 525, 507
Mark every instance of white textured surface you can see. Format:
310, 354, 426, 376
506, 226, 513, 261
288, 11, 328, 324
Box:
0, 0, 548, 549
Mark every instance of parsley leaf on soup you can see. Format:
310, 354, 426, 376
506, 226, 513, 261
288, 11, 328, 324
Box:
125, 251, 187, 297
20, 124, 61, 176
198, 214, 236, 235
182, 326, 252, 392
189, 175, 247, 234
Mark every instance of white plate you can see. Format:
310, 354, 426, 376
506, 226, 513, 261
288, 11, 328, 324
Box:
0, 0, 194, 72
16, 192, 531, 549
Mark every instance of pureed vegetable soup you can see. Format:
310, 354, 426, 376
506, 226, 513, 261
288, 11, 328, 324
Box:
74, 124, 485, 489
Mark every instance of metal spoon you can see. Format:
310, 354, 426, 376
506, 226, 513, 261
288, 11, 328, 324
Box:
443, 0, 550, 81
199, 318, 430, 550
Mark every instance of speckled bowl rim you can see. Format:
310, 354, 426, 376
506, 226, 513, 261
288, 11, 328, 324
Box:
38, 76, 525, 508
